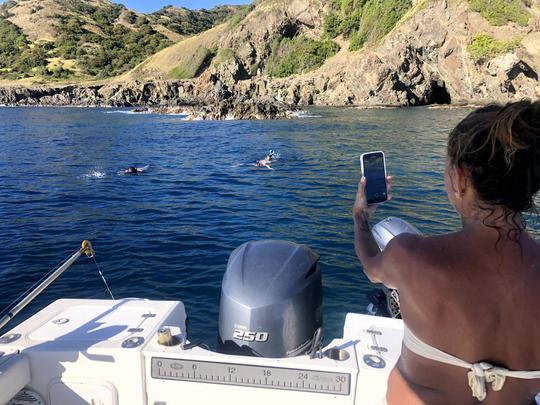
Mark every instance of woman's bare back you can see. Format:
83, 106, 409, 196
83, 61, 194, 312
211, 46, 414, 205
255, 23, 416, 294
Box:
387, 226, 540, 404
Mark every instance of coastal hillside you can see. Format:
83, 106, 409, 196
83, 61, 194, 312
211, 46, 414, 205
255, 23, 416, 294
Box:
0, 0, 539, 114
160, 0, 539, 106
0, 0, 243, 81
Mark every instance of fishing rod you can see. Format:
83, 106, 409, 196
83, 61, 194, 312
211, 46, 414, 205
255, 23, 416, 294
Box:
0, 240, 95, 330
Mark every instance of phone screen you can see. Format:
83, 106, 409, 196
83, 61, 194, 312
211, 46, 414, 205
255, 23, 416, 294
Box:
362, 152, 388, 204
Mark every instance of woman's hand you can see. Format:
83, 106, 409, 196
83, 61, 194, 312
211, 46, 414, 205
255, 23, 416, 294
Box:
353, 175, 393, 220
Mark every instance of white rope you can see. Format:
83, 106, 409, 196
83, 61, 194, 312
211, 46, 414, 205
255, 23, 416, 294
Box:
404, 326, 540, 401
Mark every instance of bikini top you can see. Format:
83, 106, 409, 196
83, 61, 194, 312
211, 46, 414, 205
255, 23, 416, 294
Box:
403, 325, 540, 402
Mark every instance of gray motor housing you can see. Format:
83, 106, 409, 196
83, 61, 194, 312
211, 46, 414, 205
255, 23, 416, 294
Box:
369, 217, 422, 318
372, 217, 421, 251
218, 240, 322, 358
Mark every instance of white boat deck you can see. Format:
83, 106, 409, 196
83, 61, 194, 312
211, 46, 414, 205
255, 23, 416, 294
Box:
0, 298, 403, 405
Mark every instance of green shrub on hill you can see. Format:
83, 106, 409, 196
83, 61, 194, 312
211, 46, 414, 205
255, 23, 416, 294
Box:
350, 0, 411, 50
469, 0, 530, 26
153, 6, 240, 35
323, 0, 411, 50
213, 48, 235, 66
0, 17, 26, 69
468, 33, 521, 62
13, 44, 48, 72
54, 13, 172, 78
0, 18, 53, 76
323, 12, 343, 38
268, 36, 340, 78
340, 9, 363, 38
228, 4, 255, 28
0, 16, 78, 79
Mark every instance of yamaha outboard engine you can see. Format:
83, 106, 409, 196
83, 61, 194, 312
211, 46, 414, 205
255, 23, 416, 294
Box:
367, 217, 422, 318
218, 240, 321, 358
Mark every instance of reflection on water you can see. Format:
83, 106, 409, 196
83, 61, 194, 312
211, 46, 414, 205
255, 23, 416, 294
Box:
2, 106, 536, 345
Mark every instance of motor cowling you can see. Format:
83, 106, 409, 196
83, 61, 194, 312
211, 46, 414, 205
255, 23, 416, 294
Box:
218, 240, 322, 358
368, 217, 422, 318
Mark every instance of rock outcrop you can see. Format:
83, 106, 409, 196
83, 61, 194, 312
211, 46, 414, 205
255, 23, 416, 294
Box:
0, 80, 298, 120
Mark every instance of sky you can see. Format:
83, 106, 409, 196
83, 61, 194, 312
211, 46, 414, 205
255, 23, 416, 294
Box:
0, 1, 253, 13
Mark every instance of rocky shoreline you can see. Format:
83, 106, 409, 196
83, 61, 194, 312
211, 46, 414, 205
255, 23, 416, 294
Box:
0, 78, 492, 120
0, 80, 301, 120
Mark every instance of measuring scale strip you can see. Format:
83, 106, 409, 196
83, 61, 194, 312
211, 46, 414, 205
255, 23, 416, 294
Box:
151, 357, 351, 396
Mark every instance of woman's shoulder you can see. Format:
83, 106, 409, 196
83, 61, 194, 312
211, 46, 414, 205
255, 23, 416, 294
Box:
383, 232, 463, 277
384, 231, 430, 260
389, 231, 464, 254
380, 232, 424, 274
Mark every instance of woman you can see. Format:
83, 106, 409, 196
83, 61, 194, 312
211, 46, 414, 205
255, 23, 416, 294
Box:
353, 100, 540, 404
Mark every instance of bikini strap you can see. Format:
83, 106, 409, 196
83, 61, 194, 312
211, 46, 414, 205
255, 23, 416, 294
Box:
402, 325, 540, 401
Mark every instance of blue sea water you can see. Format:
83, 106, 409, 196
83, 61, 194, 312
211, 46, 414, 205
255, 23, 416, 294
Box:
0, 106, 489, 344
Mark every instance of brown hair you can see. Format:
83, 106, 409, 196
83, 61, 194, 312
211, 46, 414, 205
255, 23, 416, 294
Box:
447, 100, 540, 237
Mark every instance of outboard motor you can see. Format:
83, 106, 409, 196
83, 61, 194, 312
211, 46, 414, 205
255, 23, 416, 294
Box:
218, 240, 322, 358
371, 217, 421, 250
367, 217, 422, 318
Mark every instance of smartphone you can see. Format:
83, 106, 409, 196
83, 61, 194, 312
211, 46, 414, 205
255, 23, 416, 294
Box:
360, 151, 388, 205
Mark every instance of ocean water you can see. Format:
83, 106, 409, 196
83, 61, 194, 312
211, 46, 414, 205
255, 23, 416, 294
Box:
0, 106, 482, 344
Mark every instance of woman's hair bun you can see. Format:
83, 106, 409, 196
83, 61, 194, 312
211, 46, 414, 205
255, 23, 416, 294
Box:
448, 100, 540, 213
488, 100, 540, 168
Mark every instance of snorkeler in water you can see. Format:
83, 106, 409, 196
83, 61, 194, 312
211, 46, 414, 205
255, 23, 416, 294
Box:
231, 150, 279, 170
254, 150, 279, 170
254, 158, 273, 170
251, 150, 280, 170
124, 166, 145, 174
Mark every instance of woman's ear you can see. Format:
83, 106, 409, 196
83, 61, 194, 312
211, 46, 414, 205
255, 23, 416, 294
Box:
455, 164, 471, 198
447, 163, 462, 200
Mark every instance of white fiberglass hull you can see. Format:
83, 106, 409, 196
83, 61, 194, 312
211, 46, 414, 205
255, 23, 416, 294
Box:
0, 298, 403, 405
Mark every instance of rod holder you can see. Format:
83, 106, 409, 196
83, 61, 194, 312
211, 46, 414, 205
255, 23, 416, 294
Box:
81, 240, 94, 258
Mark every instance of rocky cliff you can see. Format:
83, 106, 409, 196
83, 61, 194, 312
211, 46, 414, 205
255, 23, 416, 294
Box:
203, 0, 540, 106
0, 0, 539, 118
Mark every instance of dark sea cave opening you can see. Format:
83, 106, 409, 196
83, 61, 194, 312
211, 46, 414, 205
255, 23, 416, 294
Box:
428, 79, 452, 105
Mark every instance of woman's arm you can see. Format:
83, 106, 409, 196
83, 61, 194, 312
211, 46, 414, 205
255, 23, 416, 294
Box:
353, 209, 385, 282
353, 176, 413, 288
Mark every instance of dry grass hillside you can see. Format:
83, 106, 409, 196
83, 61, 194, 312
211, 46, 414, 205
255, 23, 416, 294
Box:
121, 24, 229, 82
0, 0, 243, 83
2, 0, 111, 41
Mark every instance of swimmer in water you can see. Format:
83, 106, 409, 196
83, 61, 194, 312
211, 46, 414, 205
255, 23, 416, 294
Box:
124, 166, 145, 174
252, 150, 279, 170
254, 156, 273, 170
